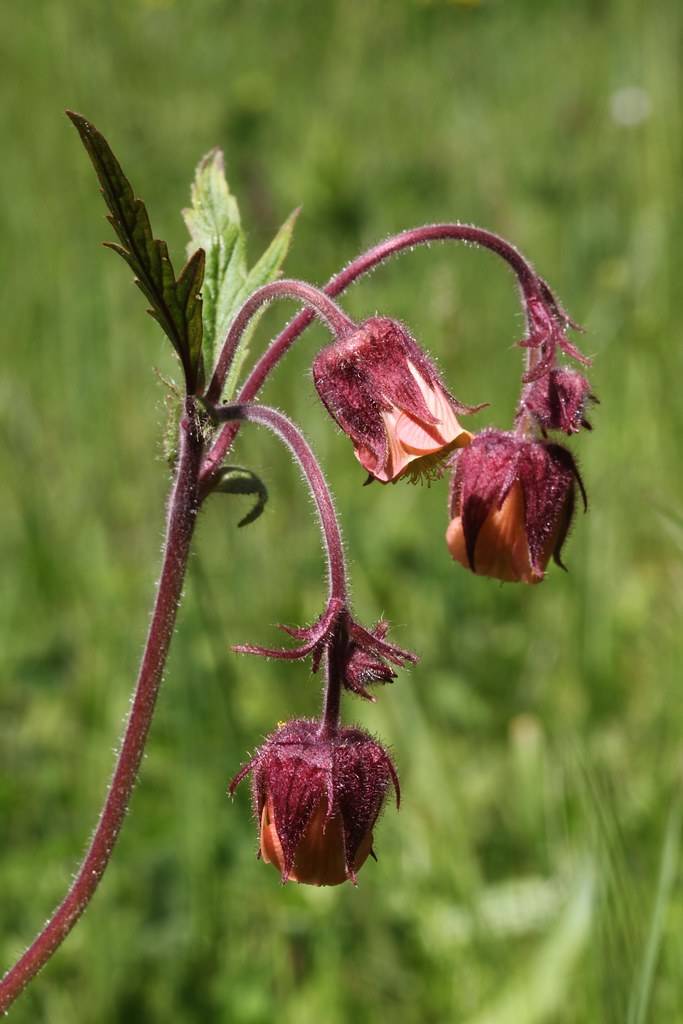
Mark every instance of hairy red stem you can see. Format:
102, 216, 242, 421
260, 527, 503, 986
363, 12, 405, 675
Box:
318, 623, 346, 738
205, 279, 356, 405
211, 402, 350, 741
209, 402, 347, 605
0, 400, 203, 1013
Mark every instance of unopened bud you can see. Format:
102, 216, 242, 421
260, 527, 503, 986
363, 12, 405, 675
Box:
446, 430, 586, 583
230, 718, 399, 886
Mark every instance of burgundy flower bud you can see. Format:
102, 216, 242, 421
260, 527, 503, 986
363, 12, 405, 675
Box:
312, 316, 480, 483
521, 368, 596, 435
229, 718, 399, 886
446, 429, 586, 583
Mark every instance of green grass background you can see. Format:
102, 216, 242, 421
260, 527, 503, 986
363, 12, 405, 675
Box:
2, 0, 682, 1020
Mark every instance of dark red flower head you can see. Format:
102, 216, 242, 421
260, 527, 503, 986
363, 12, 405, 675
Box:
446, 429, 586, 584
520, 367, 597, 435
312, 316, 480, 483
229, 719, 399, 886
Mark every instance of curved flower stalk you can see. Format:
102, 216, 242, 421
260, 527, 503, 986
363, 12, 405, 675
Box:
206, 401, 417, 691
200, 222, 591, 490
204, 278, 356, 405
200, 221, 595, 584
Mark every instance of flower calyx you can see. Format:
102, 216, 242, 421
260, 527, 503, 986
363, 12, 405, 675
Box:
233, 599, 417, 700
312, 316, 482, 484
229, 718, 399, 886
342, 619, 402, 701
446, 429, 586, 584
520, 286, 590, 384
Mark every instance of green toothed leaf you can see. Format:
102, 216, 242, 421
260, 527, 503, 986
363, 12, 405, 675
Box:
67, 111, 205, 394
182, 148, 244, 376
183, 146, 297, 398
182, 147, 241, 247
223, 208, 299, 397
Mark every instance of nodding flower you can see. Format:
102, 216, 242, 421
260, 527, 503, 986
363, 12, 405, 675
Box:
229, 718, 399, 886
519, 367, 597, 436
312, 316, 480, 484
446, 429, 586, 584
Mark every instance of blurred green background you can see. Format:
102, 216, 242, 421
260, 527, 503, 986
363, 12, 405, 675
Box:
2, 0, 682, 1021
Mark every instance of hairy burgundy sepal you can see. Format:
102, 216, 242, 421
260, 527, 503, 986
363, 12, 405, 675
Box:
521, 368, 596, 435
312, 316, 478, 483
446, 429, 586, 584
520, 292, 590, 383
234, 604, 418, 697
342, 620, 399, 701
229, 719, 399, 886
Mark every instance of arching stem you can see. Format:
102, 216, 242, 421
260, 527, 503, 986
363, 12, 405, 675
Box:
207, 402, 348, 608
205, 279, 356, 405
199, 223, 548, 488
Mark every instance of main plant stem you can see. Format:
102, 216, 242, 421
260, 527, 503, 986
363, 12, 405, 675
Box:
0, 400, 203, 1014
